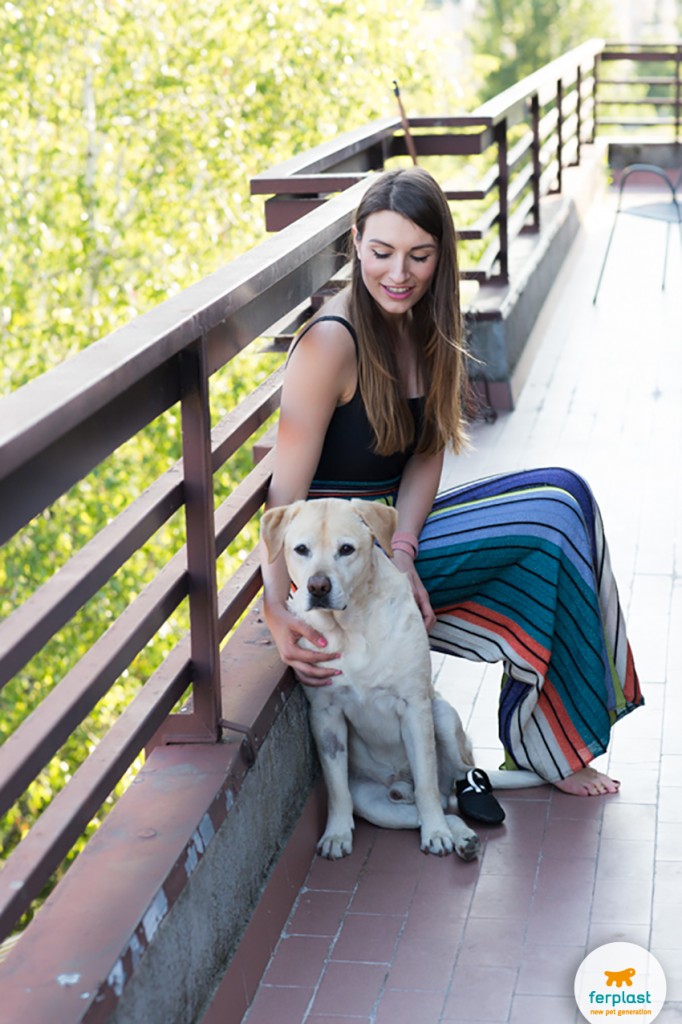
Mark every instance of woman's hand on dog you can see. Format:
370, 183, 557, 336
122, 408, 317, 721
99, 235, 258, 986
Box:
264, 598, 341, 687
392, 550, 437, 631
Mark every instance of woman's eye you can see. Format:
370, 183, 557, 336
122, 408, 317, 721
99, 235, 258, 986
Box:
371, 250, 390, 260
411, 254, 429, 263
338, 544, 355, 557
293, 544, 310, 557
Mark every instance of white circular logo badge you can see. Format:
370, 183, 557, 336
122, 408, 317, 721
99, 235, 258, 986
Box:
575, 942, 666, 1022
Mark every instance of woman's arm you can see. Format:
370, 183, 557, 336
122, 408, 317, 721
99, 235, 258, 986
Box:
261, 318, 357, 685
393, 449, 445, 630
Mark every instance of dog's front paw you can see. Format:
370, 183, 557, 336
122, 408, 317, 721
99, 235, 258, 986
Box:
317, 831, 353, 860
454, 830, 480, 862
420, 828, 455, 857
444, 815, 481, 862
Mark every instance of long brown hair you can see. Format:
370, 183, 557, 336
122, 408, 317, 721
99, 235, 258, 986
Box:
349, 167, 468, 456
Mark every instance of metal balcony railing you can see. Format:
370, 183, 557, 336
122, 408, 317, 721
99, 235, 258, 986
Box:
1, 38, 680, 950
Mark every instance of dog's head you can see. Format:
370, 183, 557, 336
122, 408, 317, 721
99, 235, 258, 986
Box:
261, 498, 398, 612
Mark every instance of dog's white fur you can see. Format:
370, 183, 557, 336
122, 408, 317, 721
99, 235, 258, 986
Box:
262, 497, 488, 861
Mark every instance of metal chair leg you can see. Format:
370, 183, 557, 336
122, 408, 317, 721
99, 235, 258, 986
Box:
593, 213, 619, 304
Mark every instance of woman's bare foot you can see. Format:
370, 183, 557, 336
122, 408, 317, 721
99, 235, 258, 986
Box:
553, 765, 620, 796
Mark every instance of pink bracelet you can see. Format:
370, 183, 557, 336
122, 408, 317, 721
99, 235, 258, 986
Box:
391, 531, 419, 558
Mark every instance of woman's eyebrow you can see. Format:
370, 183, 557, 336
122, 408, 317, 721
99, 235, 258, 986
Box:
367, 238, 437, 250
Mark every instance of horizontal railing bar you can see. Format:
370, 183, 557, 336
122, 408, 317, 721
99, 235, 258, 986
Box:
0, 453, 274, 837
598, 76, 679, 86
507, 130, 534, 170
250, 173, 365, 196
475, 39, 604, 125
597, 115, 678, 125
508, 163, 534, 207
0, 369, 284, 690
210, 368, 283, 471
0, 645, 193, 940
218, 551, 264, 641
0, 556, 189, 818
0, 470, 184, 690
444, 164, 499, 203
0, 180, 371, 482
250, 116, 399, 188
0, 361, 182, 547
508, 191, 536, 240
539, 160, 560, 194
598, 97, 679, 106
601, 49, 682, 61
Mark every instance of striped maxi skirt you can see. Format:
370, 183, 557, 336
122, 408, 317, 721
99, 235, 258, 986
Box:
311, 466, 643, 783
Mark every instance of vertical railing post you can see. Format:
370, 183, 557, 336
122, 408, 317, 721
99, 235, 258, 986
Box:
167, 335, 222, 742
495, 119, 509, 282
575, 65, 583, 165
671, 44, 675, 143
591, 52, 600, 144
530, 94, 541, 232
554, 78, 564, 193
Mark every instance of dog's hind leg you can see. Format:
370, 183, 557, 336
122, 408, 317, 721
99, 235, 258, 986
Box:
350, 780, 480, 862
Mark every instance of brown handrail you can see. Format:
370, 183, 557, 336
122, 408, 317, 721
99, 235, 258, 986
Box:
250, 40, 606, 285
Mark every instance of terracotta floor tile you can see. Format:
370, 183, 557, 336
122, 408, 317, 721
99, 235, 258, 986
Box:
601, 800, 656, 840
508, 993, 580, 1024
442, 964, 516, 1020
261, 934, 333, 988
286, 889, 352, 937
330, 912, 403, 964
525, 895, 591, 946
534, 854, 597, 899
540, 815, 602, 859
242, 984, 313, 1024
375, 987, 446, 1024
457, 916, 527, 968
408, 877, 476, 925
657, 822, 682, 861
467, 870, 535, 921
595, 838, 655, 879
307, 1017, 371, 1024
349, 867, 419, 915
658, 787, 682, 823
386, 930, 461, 992
478, 844, 538, 878
590, 876, 654, 924
515, 943, 585, 997
587, 922, 650, 950
309, 961, 387, 1016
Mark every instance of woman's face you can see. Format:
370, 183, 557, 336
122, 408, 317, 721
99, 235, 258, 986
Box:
353, 210, 439, 318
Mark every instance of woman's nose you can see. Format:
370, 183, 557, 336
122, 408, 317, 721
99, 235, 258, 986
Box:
388, 255, 409, 281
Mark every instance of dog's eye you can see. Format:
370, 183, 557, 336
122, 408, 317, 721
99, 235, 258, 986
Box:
338, 543, 355, 557
293, 543, 310, 557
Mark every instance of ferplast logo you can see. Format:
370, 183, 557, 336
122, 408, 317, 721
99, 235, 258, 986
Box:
575, 943, 666, 1021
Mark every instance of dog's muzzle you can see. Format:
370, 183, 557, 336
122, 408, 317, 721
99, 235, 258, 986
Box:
307, 574, 332, 609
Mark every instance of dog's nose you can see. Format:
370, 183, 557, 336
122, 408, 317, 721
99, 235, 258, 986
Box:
307, 575, 332, 598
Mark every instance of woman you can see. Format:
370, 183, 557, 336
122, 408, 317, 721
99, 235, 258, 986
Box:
261, 166, 642, 798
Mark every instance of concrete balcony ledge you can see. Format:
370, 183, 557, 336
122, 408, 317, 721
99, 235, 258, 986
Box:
0, 611, 321, 1024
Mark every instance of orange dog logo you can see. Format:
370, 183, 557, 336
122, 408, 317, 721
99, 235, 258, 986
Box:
604, 967, 636, 988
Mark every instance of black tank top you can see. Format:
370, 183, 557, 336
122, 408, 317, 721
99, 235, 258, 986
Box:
288, 315, 424, 502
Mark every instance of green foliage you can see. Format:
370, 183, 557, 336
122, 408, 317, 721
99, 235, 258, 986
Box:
468, 0, 614, 100
0, 0, 470, 908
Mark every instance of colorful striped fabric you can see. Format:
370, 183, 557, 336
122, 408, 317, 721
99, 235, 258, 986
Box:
309, 466, 642, 783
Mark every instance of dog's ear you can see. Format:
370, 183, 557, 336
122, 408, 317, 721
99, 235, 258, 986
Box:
260, 503, 302, 562
350, 499, 398, 556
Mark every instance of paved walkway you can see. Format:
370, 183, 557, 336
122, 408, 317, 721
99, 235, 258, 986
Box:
240, 186, 682, 1023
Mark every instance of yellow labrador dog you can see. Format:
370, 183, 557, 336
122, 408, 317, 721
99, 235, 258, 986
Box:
261, 497, 483, 862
